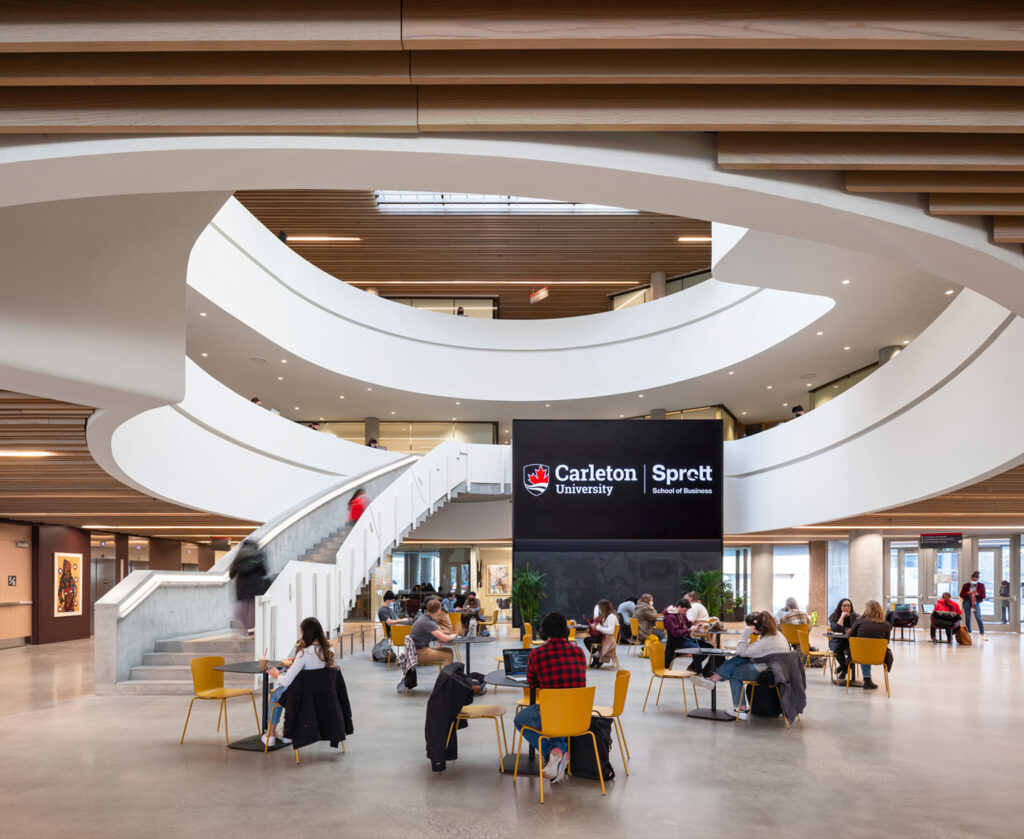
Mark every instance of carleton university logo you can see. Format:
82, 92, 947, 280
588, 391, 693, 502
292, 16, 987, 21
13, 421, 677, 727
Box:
523, 464, 550, 496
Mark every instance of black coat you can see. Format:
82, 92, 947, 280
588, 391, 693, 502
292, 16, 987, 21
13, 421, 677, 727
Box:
282, 667, 353, 750
424, 663, 474, 772
229, 544, 269, 600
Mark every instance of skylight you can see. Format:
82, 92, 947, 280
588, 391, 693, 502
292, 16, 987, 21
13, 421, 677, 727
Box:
373, 191, 638, 215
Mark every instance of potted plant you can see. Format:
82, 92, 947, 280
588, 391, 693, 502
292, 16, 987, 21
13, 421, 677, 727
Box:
681, 569, 739, 620
511, 564, 547, 632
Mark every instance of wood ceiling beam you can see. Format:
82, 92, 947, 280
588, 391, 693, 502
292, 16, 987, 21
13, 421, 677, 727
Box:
846, 171, 1024, 192
0, 1, 403, 52
719, 133, 1024, 170
0, 52, 411, 86
930, 194, 1024, 215
401, 1, 1024, 51
418, 85, 1024, 133
993, 217, 1024, 243
412, 50, 1024, 86
0, 86, 418, 133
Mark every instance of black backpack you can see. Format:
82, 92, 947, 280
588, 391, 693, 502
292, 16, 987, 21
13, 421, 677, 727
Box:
749, 669, 782, 718
566, 716, 616, 781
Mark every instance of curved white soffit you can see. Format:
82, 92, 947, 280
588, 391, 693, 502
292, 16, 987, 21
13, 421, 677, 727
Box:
0, 133, 1022, 315
724, 290, 1024, 533
188, 199, 832, 401
87, 360, 404, 522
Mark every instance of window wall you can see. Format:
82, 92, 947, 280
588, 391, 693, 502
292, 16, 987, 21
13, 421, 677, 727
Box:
385, 297, 496, 318
809, 363, 878, 410
772, 544, 809, 614
826, 540, 850, 614
318, 420, 496, 453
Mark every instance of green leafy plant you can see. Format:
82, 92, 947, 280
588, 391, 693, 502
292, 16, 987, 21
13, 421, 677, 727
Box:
511, 564, 547, 626
681, 569, 737, 619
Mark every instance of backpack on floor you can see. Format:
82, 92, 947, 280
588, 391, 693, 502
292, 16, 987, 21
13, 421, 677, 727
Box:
957, 625, 972, 646
749, 669, 782, 718
567, 717, 615, 781
371, 638, 392, 663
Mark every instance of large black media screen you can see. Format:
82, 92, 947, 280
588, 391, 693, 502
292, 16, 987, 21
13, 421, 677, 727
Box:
513, 418, 722, 549
513, 419, 724, 619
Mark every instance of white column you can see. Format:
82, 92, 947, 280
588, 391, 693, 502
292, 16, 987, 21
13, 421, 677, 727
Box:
650, 270, 667, 300
750, 545, 773, 612
849, 529, 884, 608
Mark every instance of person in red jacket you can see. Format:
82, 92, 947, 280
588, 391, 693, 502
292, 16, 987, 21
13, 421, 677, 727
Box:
347, 488, 368, 526
932, 592, 963, 643
959, 571, 988, 641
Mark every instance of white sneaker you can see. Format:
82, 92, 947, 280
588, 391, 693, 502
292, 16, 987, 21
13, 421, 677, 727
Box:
552, 750, 570, 784
542, 750, 563, 779
724, 707, 748, 720
691, 675, 717, 690
981, 635, 989, 641
261, 734, 276, 747
279, 736, 292, 745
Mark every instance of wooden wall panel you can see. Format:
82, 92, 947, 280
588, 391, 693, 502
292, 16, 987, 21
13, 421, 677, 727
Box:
401, 1, 1024, 51
993, 217, 1024, 243
847, 171, 1024, 192
930, 194, 1024, 214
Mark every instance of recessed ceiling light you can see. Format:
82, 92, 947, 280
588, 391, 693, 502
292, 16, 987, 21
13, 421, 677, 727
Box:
806, 383, 812, 387
319, 417, 324, 421
638, 394, 644, 398
199, 312, 207, 317
902, 340, 910, 345
281, 359, 287, 364
728, 371, 734, 375
677, 235, 712, 243
841, 279, 851, 285
200, 352, 208, 357
0, 450, 57, 457
619, 415, 624, 418
783, 403, 788, 406
367, 387, 372, 391
766, 385, 773, 390
250, 356, 266, 364
843, 346, 850, 351
339, 395, 345, 399
451, 417, 457, 421
277, 376, 283, 381
285, 235, 362, 243
741, 412, 747, 416
294, 406, 300, 410
945, 289, 954, 295
455, 402, 461, 405
504, 429, 509, 433
833, 385, 839, 389
390, 411, 396, 415
816, 331, 823, 336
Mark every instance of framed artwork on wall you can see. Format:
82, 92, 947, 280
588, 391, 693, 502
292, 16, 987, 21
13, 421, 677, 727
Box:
487, 564, 511, 596
54, 552, 83, 618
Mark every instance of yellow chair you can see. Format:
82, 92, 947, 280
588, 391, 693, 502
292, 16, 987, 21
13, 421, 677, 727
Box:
514, 686, 605, 804
446, 704, 509, 772
847, 637, 891, 697
641, 639, 697, 714
796, 625, 835, 678
779, 622, 803, 647
477, 609, 500, 633
627, 618, 641, 656
387, 625, 411, 671
180, 656, 259, 746
592, 670, 631, 775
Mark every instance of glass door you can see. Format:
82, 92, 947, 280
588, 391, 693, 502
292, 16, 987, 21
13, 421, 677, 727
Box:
979, 539, 1017, 632
888, 543, 920, 613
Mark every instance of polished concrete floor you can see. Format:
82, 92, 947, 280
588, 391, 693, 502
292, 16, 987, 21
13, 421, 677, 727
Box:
4, 628, 1021, 837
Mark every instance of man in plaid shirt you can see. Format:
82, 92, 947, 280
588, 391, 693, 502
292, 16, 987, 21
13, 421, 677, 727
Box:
514, 611, 586, 784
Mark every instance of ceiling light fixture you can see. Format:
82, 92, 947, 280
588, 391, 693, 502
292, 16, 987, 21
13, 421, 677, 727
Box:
841, 279, 851, 285
783, 403, 788, 406
391, 411, 396, 415
902, 340, 910, 345
367, 387, 372, 391
285, 235, 362, 243
199, 312, 207, 317
455, 402, 460, 405
728, 371, 734, 375
201, 352, 208, 357
277, 376, 283, 381
0, 450, 58, 458
741, 412, 747, 416
294, 406, 300, 410
766, 385, 773, 390
347, 280, 638, 287
816, 331, 823, 336
638, 394, 645, 398
844, 346, 851, 351
339, 395, 345, 399
545, 404, 551, 408
945, 289, 955, 295
281, 359, 287, 364
677, 235, 713, 243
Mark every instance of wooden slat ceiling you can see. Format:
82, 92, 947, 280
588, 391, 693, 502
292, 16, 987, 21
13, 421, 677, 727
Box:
234, 189, 710, 319
0, 391, 255, 541
0, 3, 1022, 241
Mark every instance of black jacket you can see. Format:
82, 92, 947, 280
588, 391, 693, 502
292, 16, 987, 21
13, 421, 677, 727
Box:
761, 651, 807, 725
228, 544, 269, 600
424, 663, 474, 772
282, 667, 353, 750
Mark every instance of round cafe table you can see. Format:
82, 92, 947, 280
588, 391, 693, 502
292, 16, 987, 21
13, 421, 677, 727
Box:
672, 647, 733, 720
214, 660, 285, 751
447, 634, 495, 674
484, 668, 539, 774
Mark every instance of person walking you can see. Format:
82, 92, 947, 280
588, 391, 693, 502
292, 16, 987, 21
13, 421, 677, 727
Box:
960, 571, 988, 641
999, 580, 1010, 624
228, 538, 269, 636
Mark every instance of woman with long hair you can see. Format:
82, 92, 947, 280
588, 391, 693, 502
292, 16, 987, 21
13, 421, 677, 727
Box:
263, 617, 336, 747
691, 611, 790, 719
585, 599, 618, 668
828, 598, 859, 679
848, 599, 891, 691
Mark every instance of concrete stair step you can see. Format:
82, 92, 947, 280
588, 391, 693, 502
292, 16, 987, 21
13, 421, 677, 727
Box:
129, 664, 254, 683
142, 651, 255, 666
114, 680, 258, 697
153, 634, 254, 654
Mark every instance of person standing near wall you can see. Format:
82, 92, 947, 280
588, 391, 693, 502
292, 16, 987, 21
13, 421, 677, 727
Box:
960, 571, 988, 641
999, 580, 1010, 624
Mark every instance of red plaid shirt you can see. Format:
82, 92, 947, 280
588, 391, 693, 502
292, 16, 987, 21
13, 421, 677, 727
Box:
526, 638, 587, 689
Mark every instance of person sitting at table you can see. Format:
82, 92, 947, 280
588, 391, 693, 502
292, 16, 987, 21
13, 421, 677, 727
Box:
514, 611, 587, 785
828, 598, 859, 680
410, 598, 457, 668
663, 598, 716, 675
263, 616, 335, 748
440, 591, 456, 613
931, 591, 963, 643
617, 597, 637, 641
780, 597, 811, 625
585, 599, 619, 668
634, 593, 665, 644
435, 600, 456, 634
691, 611, 790, 719
685, 591, 711, 624
377, 590, 411, 638
848, 599, 891, 691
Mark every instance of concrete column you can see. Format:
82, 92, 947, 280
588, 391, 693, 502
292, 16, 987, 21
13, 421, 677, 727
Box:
364, 416, 379, 445
148, 538, 182, 571
114, 533, 129, 583
650, 270, 667, 300
750, 545, 774, 612
808, 541, 827, 619
849, 530, 884, 607
649, 408, 667, 420
197, 545, 215, 572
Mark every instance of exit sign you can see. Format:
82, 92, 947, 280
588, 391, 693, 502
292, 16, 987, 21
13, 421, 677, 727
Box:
529, 286, 549, 304
6, 575, 14, 586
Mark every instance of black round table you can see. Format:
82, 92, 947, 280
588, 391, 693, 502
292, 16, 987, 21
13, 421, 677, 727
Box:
447, 634, 495, 674
483, 668, 538, 774
824, 633, 863, 687
214, 660, 285, 751
672, 648, 733, 720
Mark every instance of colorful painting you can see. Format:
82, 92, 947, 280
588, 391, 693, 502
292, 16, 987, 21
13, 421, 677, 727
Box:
487, 564, 510, 596
54, 552, 82, 617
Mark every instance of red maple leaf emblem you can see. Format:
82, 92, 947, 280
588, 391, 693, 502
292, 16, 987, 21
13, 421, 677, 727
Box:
528, 466, 549, 485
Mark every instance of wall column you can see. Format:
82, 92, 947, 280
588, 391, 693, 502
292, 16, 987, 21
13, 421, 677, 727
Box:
114, 533, 129, 583
365, 416, 379, 445
650, 270, 667, 300
808, 540, 828, 619
197, 544, 215, 572
849, 530, 885, 607
750, 545, 773, 612
148, 538, 182, 571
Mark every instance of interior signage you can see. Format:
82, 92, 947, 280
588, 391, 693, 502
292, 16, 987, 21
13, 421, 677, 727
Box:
513, 419, 723, 546
919, 532, 963, 550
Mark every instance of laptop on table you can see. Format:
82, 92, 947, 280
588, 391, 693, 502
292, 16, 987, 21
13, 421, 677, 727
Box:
503, 648, 531, 683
